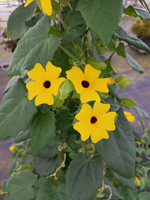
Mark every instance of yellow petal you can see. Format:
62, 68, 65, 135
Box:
124, 111, 135, 123
27, 63, 46, 82
74, 121, 92, 141
91, 125, 109, 143
75, 103, 92, 121
24, 0, 34, 7
91, 78, 109, 93
84, 64, 101, 80
51, 77, 65, 96
99, 112, 116, 131
41, 0, 52, 16
26, 81, 43, 100
35, 89, 54, 106
66, 66, 84, 93
93, 102, 110, 117
80, 89, 100, 103
46, 61, 62, 81
107, 77, 115, 85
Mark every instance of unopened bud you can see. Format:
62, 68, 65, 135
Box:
58, 145, 63, 151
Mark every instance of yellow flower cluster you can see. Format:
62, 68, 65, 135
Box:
26, 61, 117, 143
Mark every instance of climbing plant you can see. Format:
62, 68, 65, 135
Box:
0, 0, 150, 199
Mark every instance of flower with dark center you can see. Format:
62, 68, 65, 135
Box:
66, 64, 110, 103
26, 61, 65, 106
74, 102, 117, 143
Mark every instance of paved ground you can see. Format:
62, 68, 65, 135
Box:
0, 1, 150, 198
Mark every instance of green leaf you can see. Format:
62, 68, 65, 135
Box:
8, 155, 18, 175
118, 187, 137, 200
3, 76, 20, 94
55, 109, 73, 131
114, 26, 150, 53
134, 7, 150, 20
22, 154, 34, 166
90, 30, 103, 62
36, 179, 66, 200
66, 153, 103, 200
130, 125, 141, 142
140, 179, 145, 191
59, 79, 74, 100
33, 155, 59, 177
63, 11, 86, 45
25, 14, 44, 27
30, 111, 56, 156
145, 148, 150, 156
7, 170, 37, 200
121, 98, 138, 107
138, 191, 150, 200
15, 130, 30, 143
8, 16, 61, 76
108, 84, 119, 98
115, 75, 126, 83
116, 42, 126, 58
51, 48, 71, 77
136, 147, 144, 155
118, 79, 131, 89
145, 161, 150, 167
7, 2, 37, 40
77, 0, 123, 45
0, 79, 36, 140
33, 144, 59, 176
124, 5, 150, 20
135, 106, 149, 119
95, 108, 135, 178
85, 57, 106, 70
2, 180, 8, 192
4, 194, 11, 200
113, 171, 135, 189
59, 0, 70, 6
37, 144, 59, 158
126, 53, 144, 74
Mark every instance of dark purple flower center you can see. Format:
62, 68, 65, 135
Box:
90, 116, 97, 124
81, 80, 90, 88
43, 80, 51, 88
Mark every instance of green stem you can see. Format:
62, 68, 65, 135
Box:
59, 45, 79, 62
68, 2, 73, 11
57, 15, 66, 29
32, 185, 39, 190
56, 92, 73, 174
139, 0, 150, 12
50, 27, 62, 34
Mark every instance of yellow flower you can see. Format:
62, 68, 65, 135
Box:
66, 64, 109, 103
24, 0, 52, 16
124, 111, 135, 123
9, 145, 16, 152
74, 102, 116, 143
107, 77, 115, 85
26, 62, 65, 106
136, 177, 140, 186
136, 141, 141, 145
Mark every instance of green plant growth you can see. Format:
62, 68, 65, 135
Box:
131, 18, 150, 38
0, 0, 150, 200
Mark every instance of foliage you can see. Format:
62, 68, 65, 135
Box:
0, 0, 150, 200
130, 17, 150, 38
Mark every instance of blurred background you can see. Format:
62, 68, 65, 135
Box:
0, 0, 150, 199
